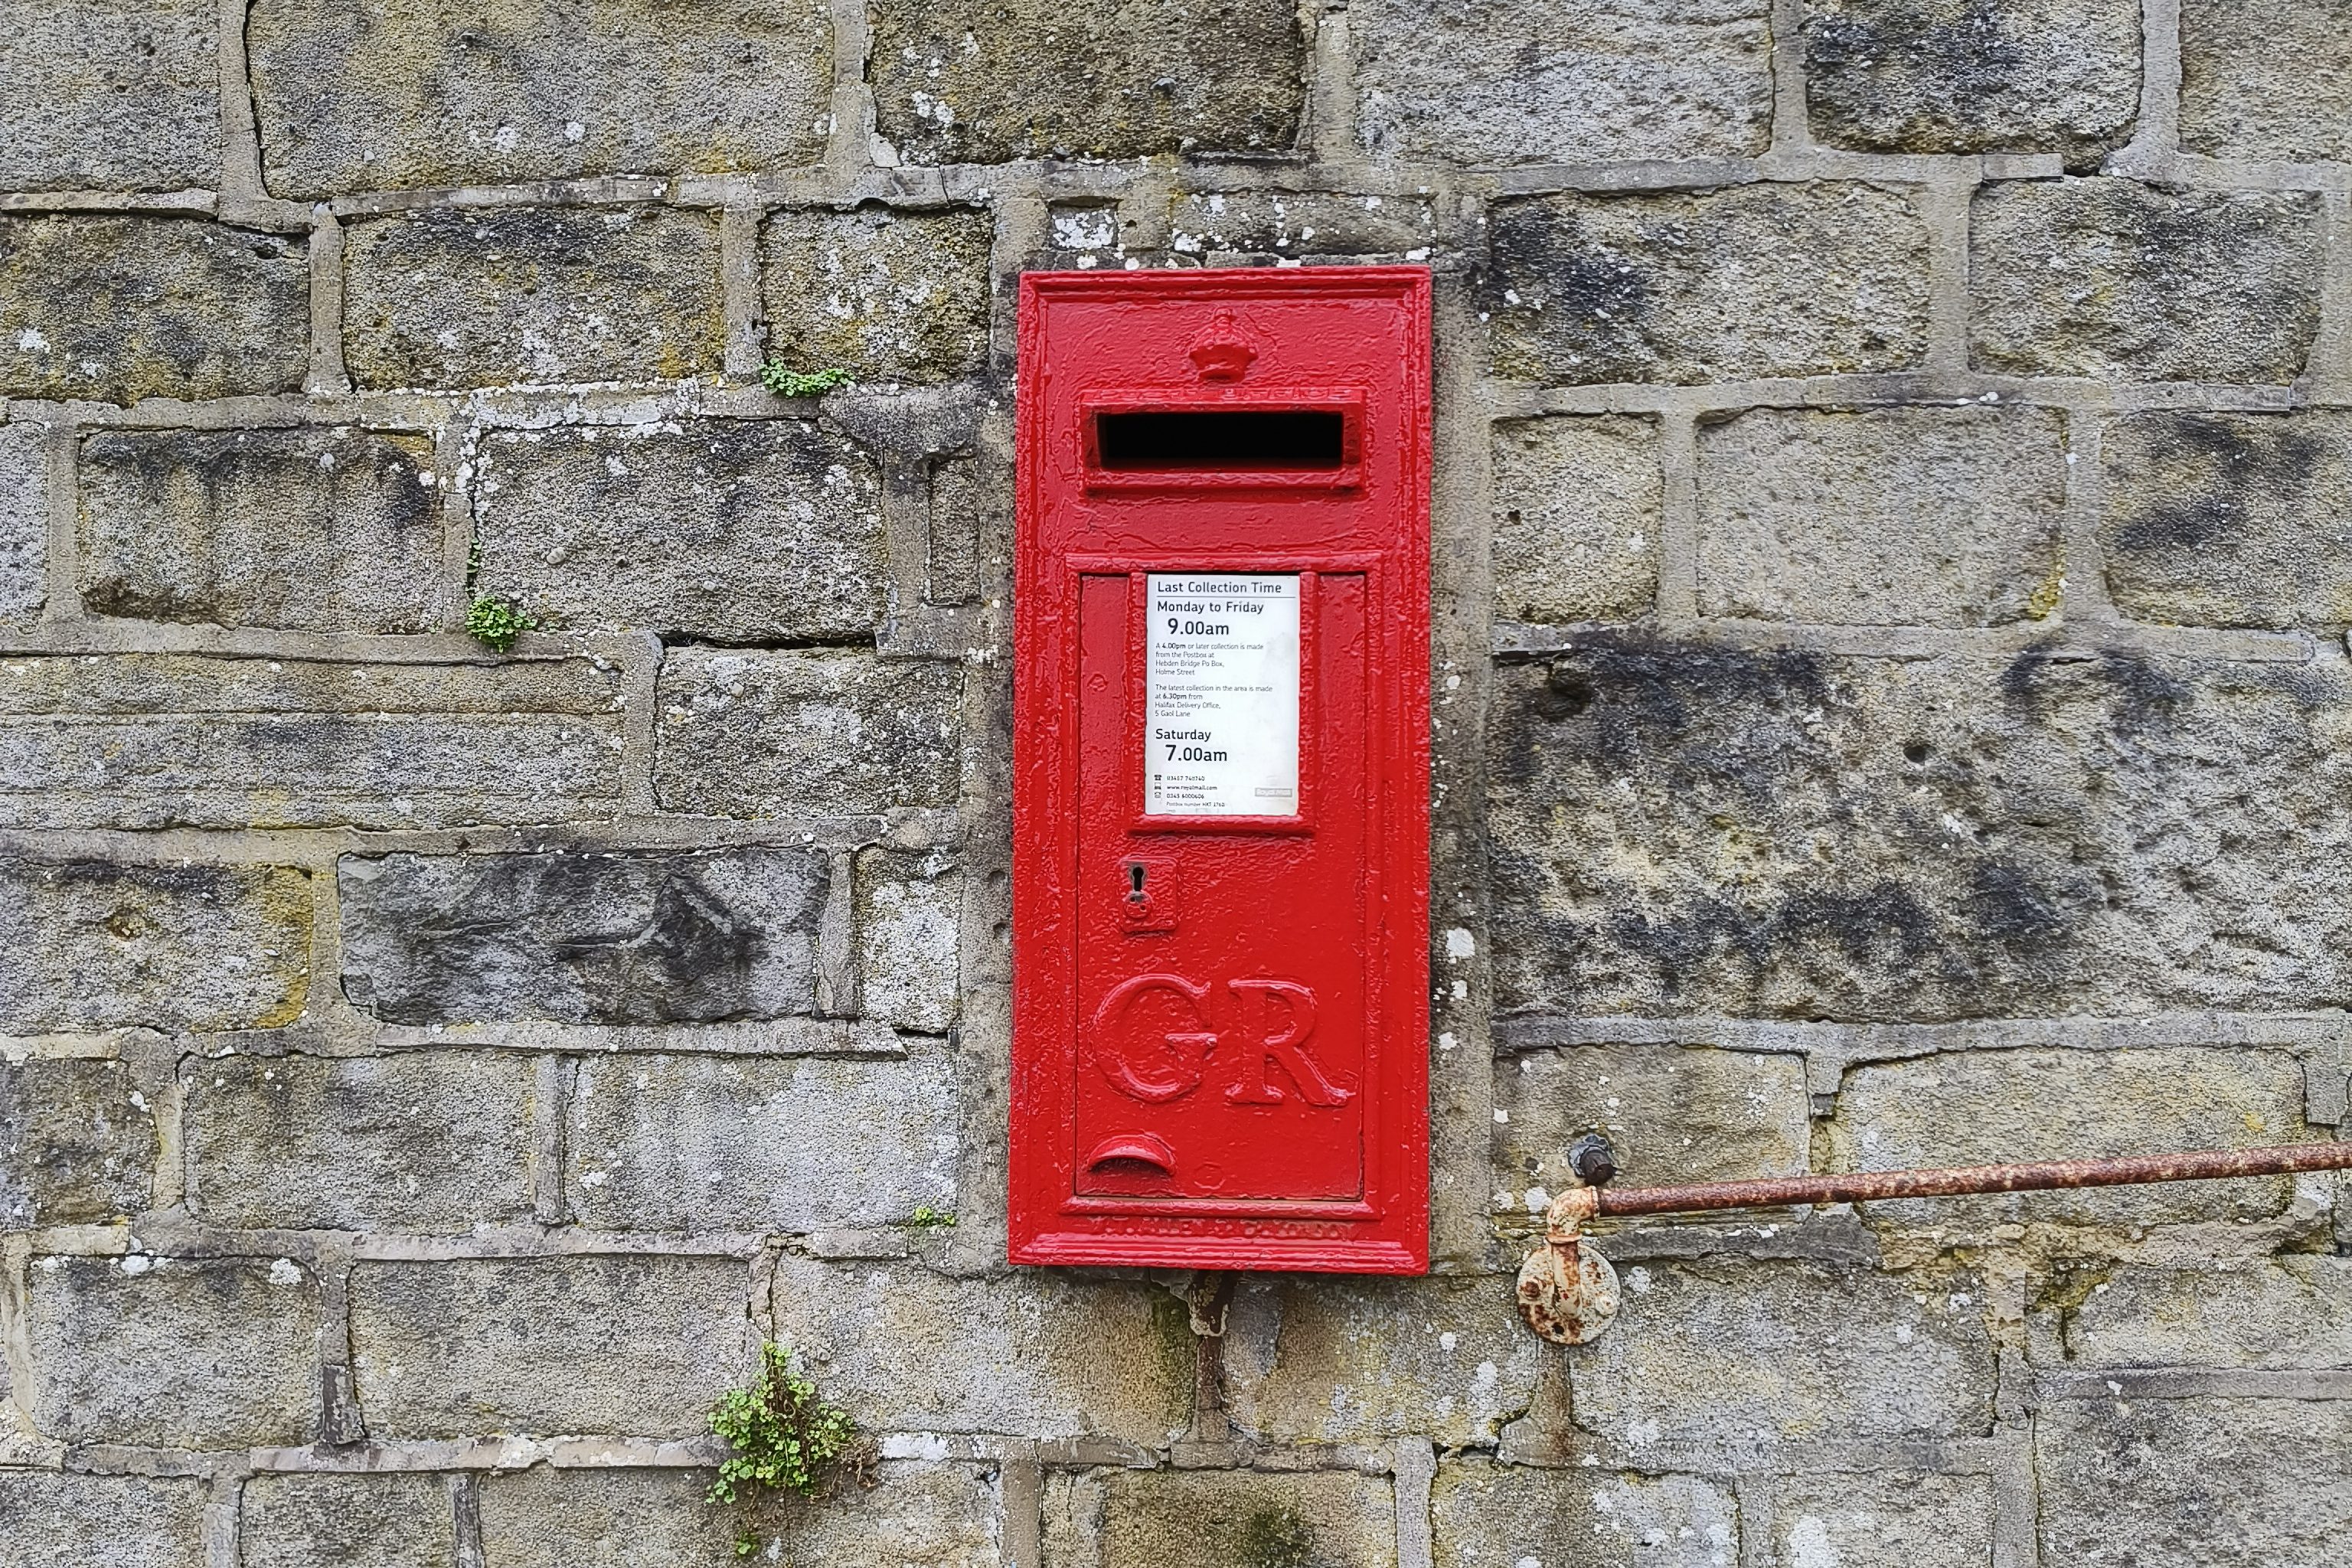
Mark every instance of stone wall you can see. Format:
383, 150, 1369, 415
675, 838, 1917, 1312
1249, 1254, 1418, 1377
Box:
4, 2, 2350, 1564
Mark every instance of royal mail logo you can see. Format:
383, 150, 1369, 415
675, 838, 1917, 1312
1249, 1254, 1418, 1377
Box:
1089, 973, 1354, 1106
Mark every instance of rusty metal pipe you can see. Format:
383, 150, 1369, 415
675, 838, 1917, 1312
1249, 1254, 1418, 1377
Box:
1586, 1140, 2352, 1219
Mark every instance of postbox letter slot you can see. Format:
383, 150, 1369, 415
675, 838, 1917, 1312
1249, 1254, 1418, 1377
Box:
1094, 409, 1346, 471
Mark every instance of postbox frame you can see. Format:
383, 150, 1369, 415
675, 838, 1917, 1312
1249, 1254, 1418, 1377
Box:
1010, 266, 1432, 1274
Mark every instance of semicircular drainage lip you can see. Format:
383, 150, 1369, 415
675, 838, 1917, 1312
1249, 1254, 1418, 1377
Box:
1085, 1132, 1176, 1179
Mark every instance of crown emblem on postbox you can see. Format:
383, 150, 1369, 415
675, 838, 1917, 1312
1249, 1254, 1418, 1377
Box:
1187, 312, 1258, 381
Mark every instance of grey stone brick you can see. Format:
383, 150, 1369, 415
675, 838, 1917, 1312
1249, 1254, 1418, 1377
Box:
2037, 1395, 2352, 1566
1494, 1045, 1810, 1210
1493, 415, 1661, 625
2046, 1258, 2352, 1369
2181, 0, 2352, 163
1429, 1460, 1737, 1568
1763, 1473, 1994, 1568
187, 1050, 537, 1233
868, 0, 1304, 165
1694, 405, 2067, 627
0, 423, 44, 619
240, 1472, 456, 1568
927, 456, 995, 605
0, 1472, 205, 1568
857, 849, 961, 1034
1168, 191, 1438, 263
1970, 180, 2323, 383
0, 858, 311, 1032
249, 0, 832, 201
760, 1461, 1001, 1567
760, 208, 993, 385
1566, 1259, 1996, 1466
1484, 185, 1931, 386
24, 1253, 322, 1447
79, 427, 446, 633
0, 1057, 155, 1227
655, 649, 962, 818
470, 419, 885, 642
475, 1468, 735, 1568
349, 1255, 751, 1438
338, 848, 825, 1025
1804, 0, 2140, 165
1351, 0, 1772, 165
564, 1046, 957, 1232
0, 654, 626, 831
1488, 644, 2352, 1021
0, 0, 220, 191
0, 217, 309, 404
1221, 1272, 1545, 1446
1835, 1047, 2309, 1229
1044, 1468, 1393, 1568
344, 207, 721, 389
771, 1254, 1193, 1445
2100, 411, 2352, 629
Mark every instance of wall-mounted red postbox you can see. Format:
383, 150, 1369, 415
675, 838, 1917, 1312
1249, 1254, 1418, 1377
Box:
1011, 267, 1432, 1273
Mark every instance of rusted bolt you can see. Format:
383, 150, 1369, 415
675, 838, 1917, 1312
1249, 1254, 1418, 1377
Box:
1566, 1132, 1618, 1188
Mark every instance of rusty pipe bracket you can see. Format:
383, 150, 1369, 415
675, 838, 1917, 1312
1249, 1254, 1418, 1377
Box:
1514, 1184, 1619, 1345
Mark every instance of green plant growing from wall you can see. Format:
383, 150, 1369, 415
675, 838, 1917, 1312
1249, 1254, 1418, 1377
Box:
462, 538, 537, 652
760, 360, 854, 399
707, 1341, 874, 1557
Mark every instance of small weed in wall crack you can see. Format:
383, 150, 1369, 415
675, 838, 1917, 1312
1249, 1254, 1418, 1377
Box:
462, 539, 537, 652
707, 1341, 876, 1557
760, 361, 854, 399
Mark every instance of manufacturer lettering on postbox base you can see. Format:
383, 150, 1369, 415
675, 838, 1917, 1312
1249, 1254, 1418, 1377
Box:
1011, 267, 1432, 1274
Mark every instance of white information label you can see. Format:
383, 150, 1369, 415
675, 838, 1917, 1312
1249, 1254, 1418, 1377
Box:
1145, 573, 1300, 817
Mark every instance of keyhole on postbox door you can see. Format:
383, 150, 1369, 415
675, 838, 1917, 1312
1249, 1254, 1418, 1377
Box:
1119, 857, 1178, 933
1129, 863, 1146, 900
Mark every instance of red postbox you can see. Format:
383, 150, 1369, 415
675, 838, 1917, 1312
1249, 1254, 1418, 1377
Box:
1010, 267, 1431, 1272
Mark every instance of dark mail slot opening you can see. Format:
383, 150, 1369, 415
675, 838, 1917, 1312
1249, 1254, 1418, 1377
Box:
1094, 410, 1346, 471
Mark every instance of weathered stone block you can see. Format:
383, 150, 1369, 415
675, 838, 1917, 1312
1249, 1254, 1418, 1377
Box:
1429, 1460, 1737, 1568
187, 1050, 537, 1232
928, 456, 996, 605
566, 1046, 956, 1232
2100, 411, 2352, 629
0, 0, 220, 191
1492, 415, 1660, 624
349, 1255, 750, 1438
471, 419, 887, 641
1223, 1273, 1547, 1447
1970, 180, 2323, 382
857, 849, 962, 1033
760, 208, 993, 384
2182, 0, 2352, 163
0, 217, 308, 403
1495, 1045, 1809, 1209
0, 858, 310, 1031
1764, 1473, 1994, 1568
476, 1468, 733, 1568
655, 649, 962, 818
0, 1472, 205, 1568
1044, 1468, 1393, 1568
24, 1253, 322, 1447
0, 1057, 155, 1227
1169, 191, 1438, 263
249, 0, 831, 200
344, 207, 721, 388
1489, 643, 2352, 1021
770, 1255, 1192, 1444
1804, 0, 2139, 164
0, 655, 626, 830
762, 1461, 1001, 1567
79, 427, 446, 632
0, 423, 45, 619
2037, 1396, 2352, 1565
1484, 185, 1931, 386
1694, 405, 2066, 627
868, 1, 1303, 165
1835, 1047, 2308, 1228
240, 1473, 456, 1568
1567, 1259, 1995, 1465
338, 848, 824, 1025
2047, 1257, 2352, 1368
1352, 0, 1772, 165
